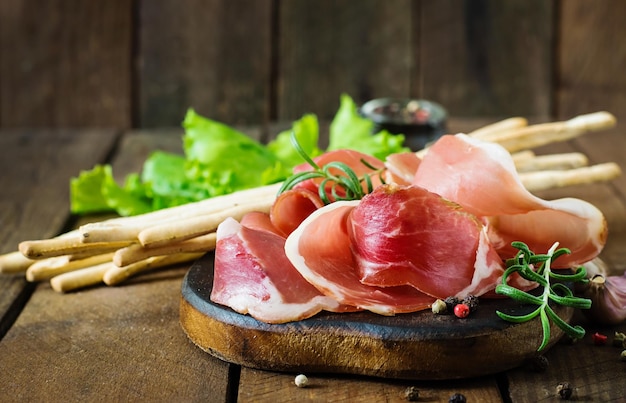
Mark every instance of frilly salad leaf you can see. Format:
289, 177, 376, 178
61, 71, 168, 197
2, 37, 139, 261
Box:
70, 94, 409, 216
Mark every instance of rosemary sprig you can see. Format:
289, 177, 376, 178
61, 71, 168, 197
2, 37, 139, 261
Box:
496, 241, 591, 351
278, 131, 385, 204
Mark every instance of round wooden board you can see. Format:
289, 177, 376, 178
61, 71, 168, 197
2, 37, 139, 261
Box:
180, 253, 573, 380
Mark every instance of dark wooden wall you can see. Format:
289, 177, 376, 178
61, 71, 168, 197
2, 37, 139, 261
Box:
1, 0, 625, 130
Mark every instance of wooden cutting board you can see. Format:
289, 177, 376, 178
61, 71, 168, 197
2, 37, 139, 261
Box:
180, 253, 573, 380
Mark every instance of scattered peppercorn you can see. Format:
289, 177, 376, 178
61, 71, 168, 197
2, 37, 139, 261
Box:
592, 332, 608, 346
431, 299, 447, 314
453, 303, 471, 318
444, 296, 460, 313
448, 392, 467, 403
462, 295, 479, 312
403, 386, 420, 401
556, 382, 573, 400
294, 374, 309, 388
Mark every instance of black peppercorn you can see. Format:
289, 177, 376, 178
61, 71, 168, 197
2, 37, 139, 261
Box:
444, 296, 460, 313
462, 295, 479, 312
556, 381, 573, 400
449, 392, 467, 403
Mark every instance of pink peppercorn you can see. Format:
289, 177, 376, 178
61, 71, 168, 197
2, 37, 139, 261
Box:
454, 303, 470, 318
592, 332, 608, 345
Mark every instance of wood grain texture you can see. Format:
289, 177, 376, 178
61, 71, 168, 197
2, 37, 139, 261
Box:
506, 318, 626, 402
0, 130, 118, 330
238, 368, 503, 403
0, 0, 132, 128
277, 0, 413, 122
557, 1, 626, 120
138, 0, 273, 128
0, 270, 232, 401
418, 0, 554, 118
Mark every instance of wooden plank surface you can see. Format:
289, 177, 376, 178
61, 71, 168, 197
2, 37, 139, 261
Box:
0, 130, 234, 401
419, 0, 554, 118
506, 318, 626, 402
0, 0, 132, 128
238, 369, 503, 402
0, 130, 119, 335
277, 0, 413, 122
557, 0, 626, 124
138, 0, 273, 127
0, 268, 233, 401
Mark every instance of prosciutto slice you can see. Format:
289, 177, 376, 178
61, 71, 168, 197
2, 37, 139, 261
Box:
349, 184, 505, 298
413, 134, 607, 267
285, 201, 435, 315
269, 188, 324, 237
211, 216, 349, 324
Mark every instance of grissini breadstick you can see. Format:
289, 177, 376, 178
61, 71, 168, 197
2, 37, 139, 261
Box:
50, 262, 112, 293
489, 112, 616, 153
515, 152, 588, 173
79, 182, 282, 243
19, 236, 133, 260
511, 150, 536, 166
468, 117, 529, 140
0, 251, 34, 274
520, 162, 621, 192
113, 232, 217, 267
103, 253, 203, 286
26, 252, 115, 282
138, 199, 273, 247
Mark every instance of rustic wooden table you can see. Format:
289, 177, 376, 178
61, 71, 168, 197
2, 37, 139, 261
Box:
1, 119, 625, 402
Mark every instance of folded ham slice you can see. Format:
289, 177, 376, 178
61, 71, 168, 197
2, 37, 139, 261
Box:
211, 216, 350, 324
348, 184, 505, 298
413, 134, 607, 267
285, 201, 436, 315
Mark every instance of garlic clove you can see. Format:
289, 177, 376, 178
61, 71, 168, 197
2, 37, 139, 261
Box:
579, 270, 626, 325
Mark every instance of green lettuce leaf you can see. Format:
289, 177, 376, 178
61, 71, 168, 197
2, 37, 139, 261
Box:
263, 114, 323, 183
183, 109, 279, 196
70, 95, 409, 217
70, 165, 152, 216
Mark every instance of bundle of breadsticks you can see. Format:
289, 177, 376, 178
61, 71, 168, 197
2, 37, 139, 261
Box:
0, 112, 621, 293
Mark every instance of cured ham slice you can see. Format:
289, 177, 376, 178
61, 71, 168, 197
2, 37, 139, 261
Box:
383, 152, 421, 185
269, 188, 324, 237
211, 217, 349, 324
349, 184, 505, 298
286, 200, 441, 315
413, 134, 607, 267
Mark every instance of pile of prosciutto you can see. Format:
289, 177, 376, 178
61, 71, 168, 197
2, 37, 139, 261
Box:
210, 134, 608, 324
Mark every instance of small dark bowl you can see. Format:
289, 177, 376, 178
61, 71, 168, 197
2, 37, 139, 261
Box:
360, 98, 447, 150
